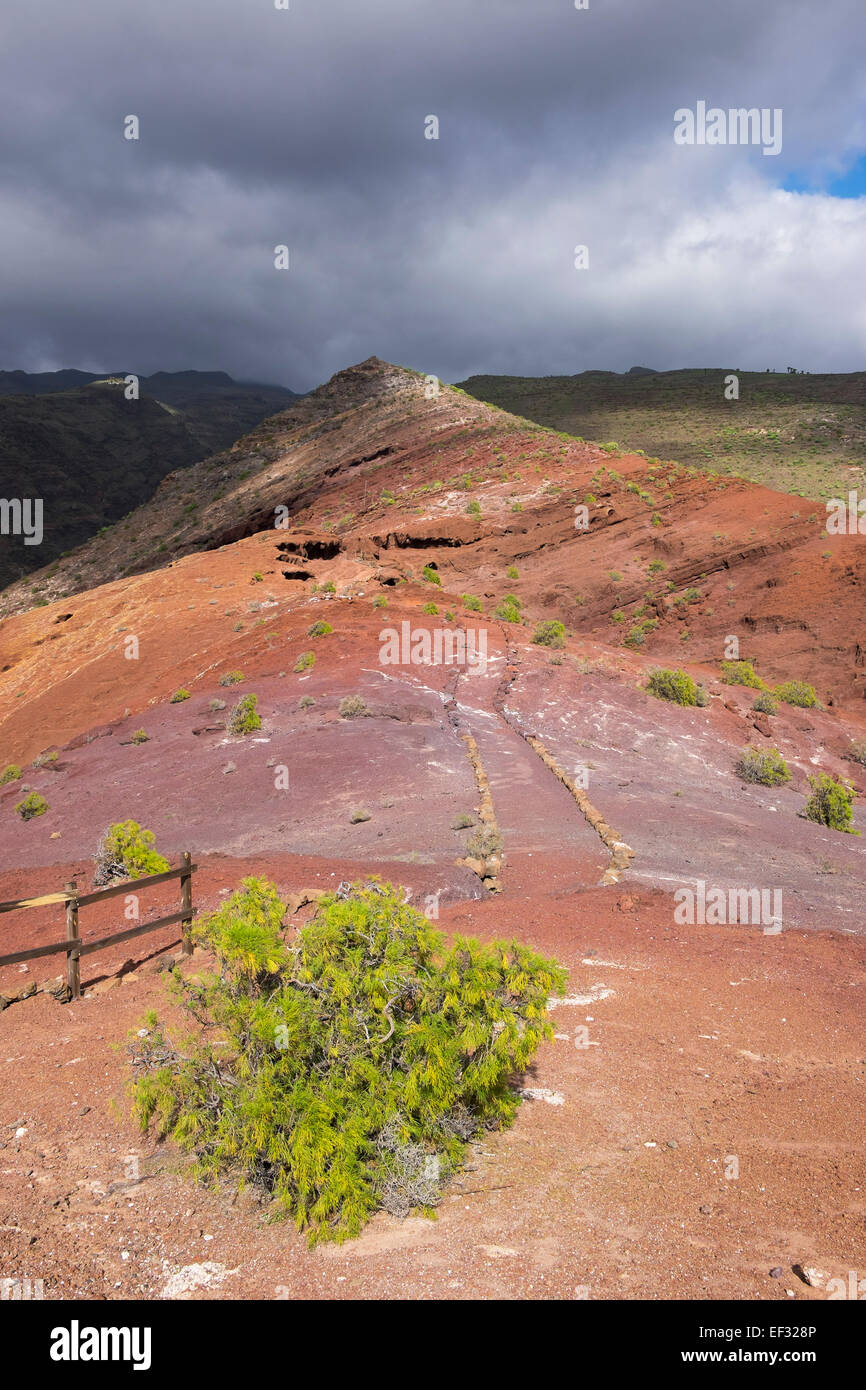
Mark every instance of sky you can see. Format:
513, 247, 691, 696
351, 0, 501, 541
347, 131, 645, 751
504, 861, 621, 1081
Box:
0, 0, 864, 392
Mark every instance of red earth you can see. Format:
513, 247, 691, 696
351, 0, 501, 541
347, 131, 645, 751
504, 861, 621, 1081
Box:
0, 359, 863, 1300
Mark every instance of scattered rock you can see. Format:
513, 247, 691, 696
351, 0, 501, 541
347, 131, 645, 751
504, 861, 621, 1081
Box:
793, 1263, 830, 1288
282, 888, 325, 918
769, 1267, 784, 1278
90, 977, 121, 996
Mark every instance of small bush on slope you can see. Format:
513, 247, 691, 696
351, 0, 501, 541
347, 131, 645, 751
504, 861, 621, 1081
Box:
735, 747, 792, 787
494, 597, 522, 623
95, 820, 170, 884
228, 694, 261, 735
721, 660, 767, 690
15, 791, 48, 821
775, 680, 820, 709
752, 691, 778, 715
339, 694, 368, 719
532, 620, 565, 649
803, 774, 859, 834
646, 668, 699, 706
129, 878, 567, 1245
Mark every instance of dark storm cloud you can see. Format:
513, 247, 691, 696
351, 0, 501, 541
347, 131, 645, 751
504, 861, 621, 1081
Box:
0, 0, 864, 389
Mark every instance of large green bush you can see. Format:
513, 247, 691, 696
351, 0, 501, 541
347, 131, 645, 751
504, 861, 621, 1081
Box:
130, 878, 566, 1245
95, 820, 170, 883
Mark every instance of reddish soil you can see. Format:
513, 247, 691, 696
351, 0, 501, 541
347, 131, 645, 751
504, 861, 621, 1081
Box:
0, 358, 863, 1301
1, 870, 863, 1301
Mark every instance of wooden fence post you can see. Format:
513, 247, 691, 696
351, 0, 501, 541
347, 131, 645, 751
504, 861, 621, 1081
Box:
65, 880, 80, 1000
180, 852, 193, 955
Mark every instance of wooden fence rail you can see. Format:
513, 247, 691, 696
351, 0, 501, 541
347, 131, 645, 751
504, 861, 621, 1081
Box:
0, 853, 196, 1001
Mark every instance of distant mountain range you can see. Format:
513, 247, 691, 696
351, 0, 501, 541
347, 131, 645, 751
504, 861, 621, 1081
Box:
0, 370, 299, 588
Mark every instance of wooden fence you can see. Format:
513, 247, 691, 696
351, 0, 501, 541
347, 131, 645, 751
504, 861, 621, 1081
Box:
0, 853, 196, 1000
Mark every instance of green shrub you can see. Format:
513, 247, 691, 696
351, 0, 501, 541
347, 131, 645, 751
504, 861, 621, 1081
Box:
95, 820, 169, 883
129, 878, 566, 1245
15, 791, 48, 821
532, 620, 566, 649
735, 747, 792, 787
506, 566, 519, 580
721, 660, 767, 690
219, 670, 245, 687
339, 694, 369, 720
803, 774, 859, 834
294, 651, 315, 673
321, 580, 336, 594
228, 694, 262, 735
308, 621, 333, 638
624, 618, 658, 649
1, 763, 22, 784
465, 826, 504, 860
462, 595, 483, 612
466, 500, 482, 518
131, 728, 150, 744
33, 750, 58, 767
849, 739, 866, 766
299, 695, 316, 710
646, 668, 699, 705
752, 691, 778, 715
372, 595, 387, 609
170, 688, 191, 703
648, 560, 666, 574
775, 680, 820, 709
494, 597, 522, 623
422, 602, 439, 616
451, 813, 475, 830
422, 566, 441, 586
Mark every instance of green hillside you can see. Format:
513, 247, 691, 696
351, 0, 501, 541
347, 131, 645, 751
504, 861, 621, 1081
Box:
456, 368, 866, 503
